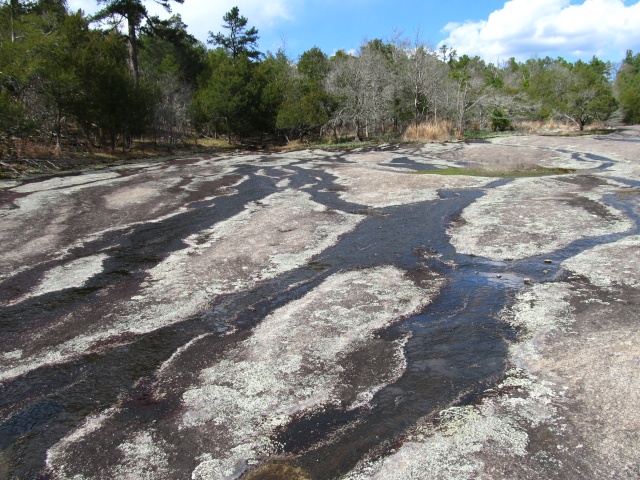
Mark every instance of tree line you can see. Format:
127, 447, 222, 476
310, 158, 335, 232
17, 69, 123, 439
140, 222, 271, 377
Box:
1, 0, 639, 159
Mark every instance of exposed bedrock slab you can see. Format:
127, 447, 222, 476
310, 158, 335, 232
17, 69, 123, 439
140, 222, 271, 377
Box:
492, 126, 640, 166
0, 167, 243, 281
186, 266, 442, 479
562, 234, 640, 287
3, 132, 639, 479
347, 235, 640, 479
440, 141, 585, 168
448, 176, 633, 260
45, 265, 444, 480
326, 165, 490, 208
146, 189, 361, 297
344, 283, 570, 480
0, 189, 361, 382
504, 274, 640, 477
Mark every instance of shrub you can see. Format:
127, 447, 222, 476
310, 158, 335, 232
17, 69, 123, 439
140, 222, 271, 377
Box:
490, 108, 512, 132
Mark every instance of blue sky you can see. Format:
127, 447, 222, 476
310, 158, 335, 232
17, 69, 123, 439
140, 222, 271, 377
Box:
68, 0, 640, 63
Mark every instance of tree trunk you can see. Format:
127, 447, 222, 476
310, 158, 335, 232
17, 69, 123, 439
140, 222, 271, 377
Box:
56, 108, 62, 152
10, 0, 17, 43
414, 87, 420, 125
127, 19, 139, 82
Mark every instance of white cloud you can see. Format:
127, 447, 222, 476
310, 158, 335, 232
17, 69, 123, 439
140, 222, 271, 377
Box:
177, 0, 294, 43
439, 0, 640, 62
67, 0, 295, 44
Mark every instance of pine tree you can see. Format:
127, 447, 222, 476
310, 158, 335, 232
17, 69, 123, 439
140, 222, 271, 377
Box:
93, 0, 184, 80
208, 6, 260, 61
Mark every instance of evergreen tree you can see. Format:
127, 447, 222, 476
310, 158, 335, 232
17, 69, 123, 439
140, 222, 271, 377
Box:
277, 47, 335, 140
193, 50, 261, 141
0, 0, 69, 151
70, 23, 153, 149
616, 50, 640, 124
93, 0, 184, 80
255, 50, 291, 136
139, 14, 206, 87
208, 6, 260, 60
561, 58, 617, 130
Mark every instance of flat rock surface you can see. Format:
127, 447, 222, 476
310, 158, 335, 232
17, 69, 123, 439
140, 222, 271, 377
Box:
1, 127, 639, 479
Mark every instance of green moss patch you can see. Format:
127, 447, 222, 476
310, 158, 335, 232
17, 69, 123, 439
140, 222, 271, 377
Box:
464, 130, 516, 140
415, 165, 576, 178
616, 189, 640, 195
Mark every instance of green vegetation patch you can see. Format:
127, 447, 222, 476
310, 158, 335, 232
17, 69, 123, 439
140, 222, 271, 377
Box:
463, 130, 516, 140
277, 140, 377, 152
415, 165, 576, 178
311, 140, 374, 149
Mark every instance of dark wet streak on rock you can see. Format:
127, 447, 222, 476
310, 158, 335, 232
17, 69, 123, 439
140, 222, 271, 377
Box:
0, 162, 493, 478
0, 265, 338, 478
1, 164, 517, 478
261, 173, 640, 478
244, 184, 513, 478
2, 140, 639, 479
0, 170, 283, 475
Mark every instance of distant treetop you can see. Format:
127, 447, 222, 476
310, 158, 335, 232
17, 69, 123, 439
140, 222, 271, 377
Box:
208, 6, 260, 60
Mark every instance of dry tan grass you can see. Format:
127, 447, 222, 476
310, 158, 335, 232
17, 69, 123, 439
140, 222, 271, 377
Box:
515, 120, 571, 133
404, 120, 455, 142
514, 119, 608, 134
283, 139, 310, 149
194, 137, 232, 148
10, 142, 56, 159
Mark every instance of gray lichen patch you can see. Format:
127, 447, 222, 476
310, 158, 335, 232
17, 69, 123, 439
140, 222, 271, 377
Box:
103, 184, 167, 210
8, 253, 108, 305
0, 179, 21, 189
0, 167, 240, 279
492, 131, 640, 164
343, 284, 574, 480
346, 248, 640, 480
146, 189, 362, 296
448, 176, 633, 260
505, 283, 575, 343
182, 266, 443, 479
325, 165, 490, 208
9, 171, 122, 193
343, 371, 560, 480
562, 235, 640, 287
274, 149, 337, 161
112, 432, 172, 480
44, 266, 442, 480
341, 151, 405, 164
0, 189, 361, 382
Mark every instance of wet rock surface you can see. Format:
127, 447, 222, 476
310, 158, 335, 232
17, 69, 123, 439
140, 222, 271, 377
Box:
1, 127, 639, 479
